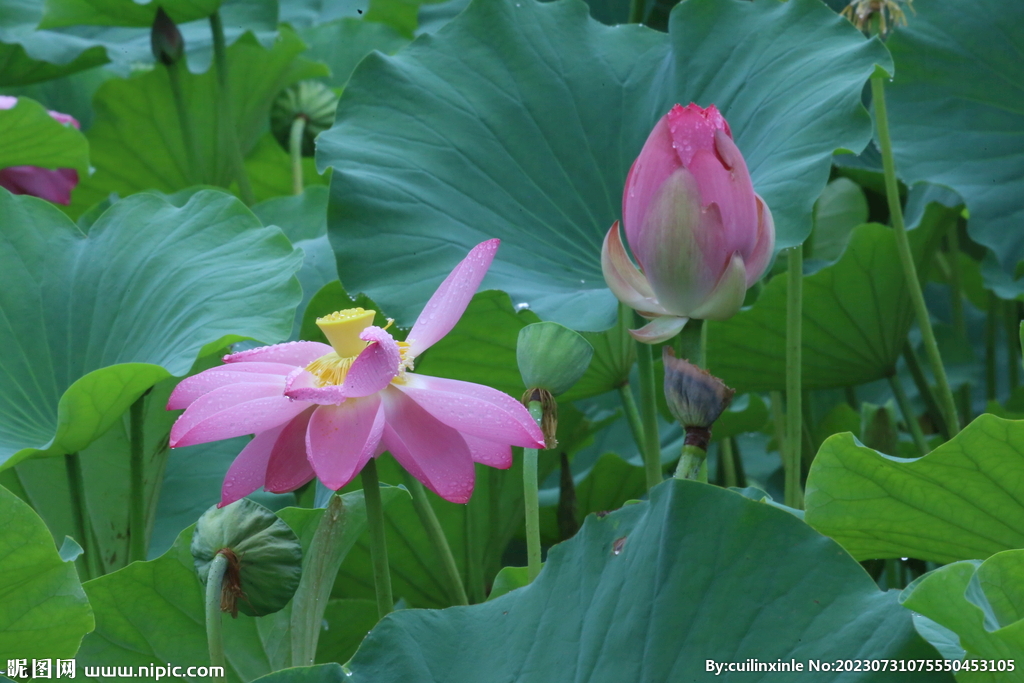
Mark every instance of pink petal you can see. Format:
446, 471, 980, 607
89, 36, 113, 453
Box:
629, 315, 689, 344
0, 96, 16, 109
168, 363, 296, 409
218, 422, 287, 507
463, 435, 513, 469
265, 407, 317, 493
0, 166, 78, 205
285, 369, 347, 405
342, 326, 400, 397
380, 387, 476, 503
600, 221, 668, 316
666, 102, 729, 167
224, 341, 332, 367
686, 131, 758, 257
631, 167, 719, 316
305, 396, 384, 490
622, 115, 680, 258
406, 239, 499, 357
170, 384, 311, 448
395, 374, 545, 449
745, 194, 776, 287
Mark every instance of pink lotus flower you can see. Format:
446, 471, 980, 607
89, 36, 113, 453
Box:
168, 240, 546, 505
602, 103, 774, 343
0, 96, 80, 205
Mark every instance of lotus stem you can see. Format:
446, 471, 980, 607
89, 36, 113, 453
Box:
166, 63, 202, 185
634, 334, 662, 491
720, 437, 737, 488
291, 493, 347, 666
673, 444, 707, 482
403, 471, 468, 605
209, 11, 255, 205
523, 400, 543, 581
288, 116, 306, 195
888, 375, 929, 456
128, 394, 147, 563
361, 458, 393, 619
785, 246, 804, 509
986, 293, 997, 401
204, 552, 228, 668
871, 74, 959, 435
902, 343, 948, 438
628, 0, 645, 24
64, 453, 97, 580
1006, 301, 1020, 390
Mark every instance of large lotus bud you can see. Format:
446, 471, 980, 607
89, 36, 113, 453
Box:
602, 104, 774, 343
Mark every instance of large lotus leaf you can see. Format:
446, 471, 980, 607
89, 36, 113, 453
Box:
77, 490, 401, 678
805, 415, 1024, 565
70, 28, 327, 212
0, 189, 302, 471
316, 0, 889, 331
40, 0, 222, 28
298, 17, 408, 87
346, 479, 949, 682
885, 1, 1024, 288
0, 484, 94, 661
0, 0, 109, 86
706, 223, 918, 392
901, 552, 1024, 682
0, 96, 88, 171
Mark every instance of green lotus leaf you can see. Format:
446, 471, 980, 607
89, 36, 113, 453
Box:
0, 189, 302, 471
345, 479, 949, 682
0, 0, 109, 86
40, 0, 223, 29
901, 551, 1024, 682
885, 0, 1024, 290
317, 0, 889, 330
706, 221, 947, 393
805, 414, 1024, 564
0, 484, 94, 661
71, 28, 327, 211
0, 96, 88, 171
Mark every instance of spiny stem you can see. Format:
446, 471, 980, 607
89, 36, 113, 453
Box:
986, 293, 998, 401
903, 343, 948, 439
403, 472, 468, 605
128, 394, 148, 564
209, 11, 255, 205
872, 73, 959, 435
720, 435, 737, 488
634, 335, 662, 491
204, 552, 228, 668
785, 246, 804, 509
361, 458, 392, 619
523, 401, 543, 581
628, 0, 645, 24
288, 116, 306, 195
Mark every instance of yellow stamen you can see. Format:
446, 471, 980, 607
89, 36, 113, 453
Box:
305, 352, 356, 387
316, 308, 375, 357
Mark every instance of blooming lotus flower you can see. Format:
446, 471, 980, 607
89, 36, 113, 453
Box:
602, 103, 774, 343
168, 240, 546, 505
0, 96, 80, 205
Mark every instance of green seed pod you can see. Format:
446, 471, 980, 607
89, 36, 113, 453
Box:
517, 322, 594, 397
270, 81, 339, 157
191, 498, 302, 618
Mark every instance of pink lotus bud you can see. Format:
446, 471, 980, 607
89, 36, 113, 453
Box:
0, 96, 81, 205
602, 103, 774, 343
